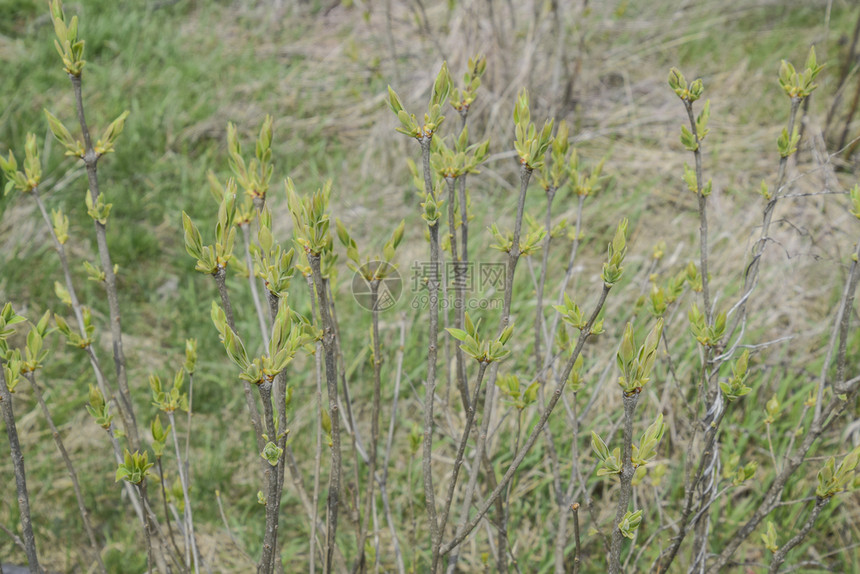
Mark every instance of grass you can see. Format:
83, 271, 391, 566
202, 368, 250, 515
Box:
2, 0, 860, 571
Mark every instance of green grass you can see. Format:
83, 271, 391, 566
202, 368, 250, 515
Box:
2, 0, 860, 571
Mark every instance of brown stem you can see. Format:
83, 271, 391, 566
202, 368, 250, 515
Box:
257, 382, 282, 574
168, 410, 200, 574
156, 458, 185, 566
418, 136, 442, 564
447, 165, 533, 572
608, 393, 640, 574
213, 267, 265, 453
432, 361, 489, 570
441, 284, 611, 557
138, 481, 155, 574
309, 253, 342, 574
24, 372, 105, 573
69, 73, 138, 449
768, 497, 829, 574
0, 367, 42, 573
353, 281, 383, 572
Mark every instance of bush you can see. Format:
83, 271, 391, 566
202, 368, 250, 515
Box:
1, 2, 859, 573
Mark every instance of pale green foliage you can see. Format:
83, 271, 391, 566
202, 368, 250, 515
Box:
496, 374, 539, 411
51, 209, 69, 244
591, 431, 622, 476
286, 178, 333, 256
778, 46, 824, 99
388, 62, 450, 139
667, 68, 703, 102
253, 208, 297, 297
150, 416, 171, 458
183, 187, 238, 274
94, 111, 130, 157
513, 88, 553, 170
227, 115, 274, 202
0, 134, 42, 195
85, 384, 112, 429
44, 109, 84, 157
761, 521, 778, 552
720, 350, 752, 401
816, 446, 860, 498
764, 395, 781, 424
616, 319, 664, 395
20, 313, 52, 373
446, 311, 514, 363
115, 449, 154, 485
53, 307, 95, 349
430, 127, 489, 179
450, 55, 486, 113
602, 218, 628, 286
261, 441, 284, 467
631, 414, 665, 467
85, 192, 112, 225
211, 299, 308, 385
50, 0, 85, 76
688, 304, 726, 347
150, 370, 188, 413
618, 510, 643, 540
335, 218, 405, 276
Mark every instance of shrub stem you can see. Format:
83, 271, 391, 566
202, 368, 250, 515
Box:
0, 367, 41, 574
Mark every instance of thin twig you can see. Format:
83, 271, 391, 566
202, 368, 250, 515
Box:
23, 371, 106, 574
69, 73, 139, 449
0, 367, 41, 573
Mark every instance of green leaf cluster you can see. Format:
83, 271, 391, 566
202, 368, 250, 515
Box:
761, 521, 778, 553
450, 55, 486, 114
20, 312, 52, 373
496, 374, 539, 411
336, 218, 405, 277
816, 446, 860, 499
253, 208, 296, 297
0, 134, 42, 195
602, 218, 628, 286
50, 0, 85, 76
388, 62, 450, 139
286, 178, 333, 256
777, 126, 800, 159
647, 270, 685, 318
151, 415, 171, 458
568, 147, 608, 198
44, 110, 85, 158
115, 449, 153, 485
513, 88, 553, 170
430, 127, 489, 179
667, 68, 704, 102
446, 312, 514, 364
616, 319, 663, 395
778, 46, 824, 99
183, 188, 238, 274
720, 350, 752, 401
54, 307, 95, 349
85, 385, 112, 429
227, 116, 274, 202
618, 510, 643, 540
85, 191, 112, 225
591, 431, 622, 476
150, 370, 188, 413
688, 304, 726, 347
211, 299, 307, 385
